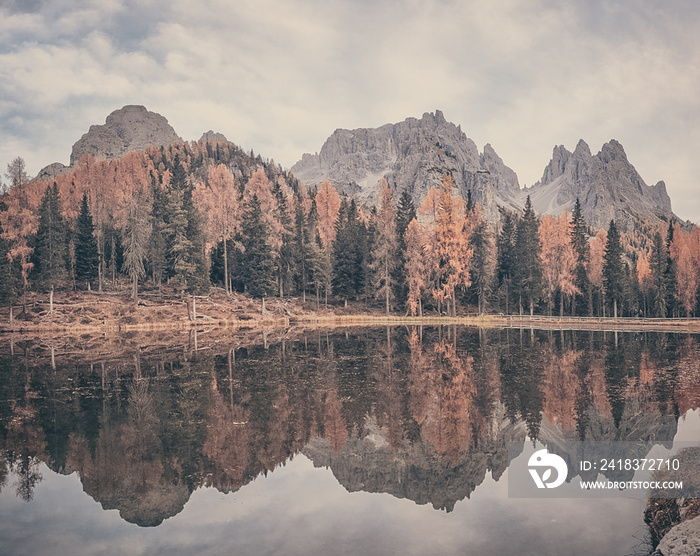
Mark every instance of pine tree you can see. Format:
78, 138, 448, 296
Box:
603, 220, 625, 318
34, 182, 67, 289
149, 176, 168, 289
570, 198, 590, 315
513, 196, 541, 315
74, 192, 99, 289
393, 189, 416, 309
469, 215, 494, 315
294, 197, 313, 301
273, 180, 295, 297
163, 187, 194, 292
0, 209, 21, 311
122, 190, 152, 300
332, 198, 365, 304
240, 195, 275, 298
496, 211, 518, 313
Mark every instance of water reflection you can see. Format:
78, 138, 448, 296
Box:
0, 328, 698, 533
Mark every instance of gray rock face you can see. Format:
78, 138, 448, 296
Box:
70, 105, 182, 166
524, 139, 674, 230
302, 406, 527, 512
199, 130, 229, 143
35, 162, 70, 181
656, 515, 700, 556
291, 110, 521, 221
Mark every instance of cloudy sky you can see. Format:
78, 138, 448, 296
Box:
1, 0, 699, 222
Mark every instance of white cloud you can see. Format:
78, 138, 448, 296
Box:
1, 0, 699, 221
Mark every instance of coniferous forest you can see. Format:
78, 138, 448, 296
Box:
2, 140, 700, 319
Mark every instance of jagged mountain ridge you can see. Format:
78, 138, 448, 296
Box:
35, 105, 678, 230
291, 110, 522, 222
526, 139, 674, 230
292, 111, 677, 229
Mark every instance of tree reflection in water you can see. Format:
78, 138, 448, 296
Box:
0, 327, 697, 526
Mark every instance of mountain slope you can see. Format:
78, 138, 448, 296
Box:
291, 110, 521, 221
69, 105, 183, 166
524, 139, 674, 229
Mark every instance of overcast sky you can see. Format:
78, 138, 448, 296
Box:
1, 0, 699, 222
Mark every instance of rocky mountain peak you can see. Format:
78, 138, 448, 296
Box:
527, 138, 674, 230
291, 111, 521, 221
572, 138, 591, 158
199, 130, 229, 143
599, 139, 628, 163
539, 145, 571, 186
70, 105, 182, 166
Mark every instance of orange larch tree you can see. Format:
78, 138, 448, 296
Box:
315, 180, 341, 251
195, 164, 241, 294
243, 169, 283, 252
539, 213, 579, 316
404, 218, 428, 316
670, 224, 699, 316
429, 175, 472, 317
588, 230, 607, 316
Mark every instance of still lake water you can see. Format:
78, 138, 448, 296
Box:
1, 327, 699, 555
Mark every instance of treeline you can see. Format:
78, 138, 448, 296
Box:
1, 328, 694, 508
2, 145, 700, 318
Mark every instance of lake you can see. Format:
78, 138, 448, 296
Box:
1, 327, 699, 555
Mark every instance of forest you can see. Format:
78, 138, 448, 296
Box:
1, 140, 700, 319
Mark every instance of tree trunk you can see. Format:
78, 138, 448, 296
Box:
613, 298, 618, 319
560, 293, 564, 317
223, 237, 229, 295
49, 286, 54, 314
131, 273, 138, 300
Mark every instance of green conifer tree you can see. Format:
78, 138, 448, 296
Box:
496, 211, 518, 313
0, 209, 21, 311
570, 198, 591, 315
240, 195, 275, 298
332, 198, 355, 303
74, 192, 99, 289
122, 191, 152, 300
603, 220, 625, 318
273, 181, 295, 297
650, 231, 668, 318
513, 197, 541, 315
34, 182, 68, 289
163, 187, 194, 292
469, 220, 493, 315
393, 190, 416, 308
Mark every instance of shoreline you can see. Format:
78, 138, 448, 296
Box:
3, 311, 700, 336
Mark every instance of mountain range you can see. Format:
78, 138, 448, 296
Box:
292, 110, 677, 229
36, 105, 678, 230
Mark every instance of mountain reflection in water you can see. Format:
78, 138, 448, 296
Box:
0, 327, 698, 549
